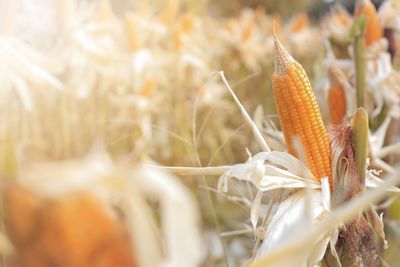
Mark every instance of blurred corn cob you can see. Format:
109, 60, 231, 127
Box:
322, 5, 353, 59
290, 13, 309, 33
1, 155, 203, 267
328, 85, 346, 125
354, 0, 383, 46
327, 65, 347, 125
4, 186, 138, 267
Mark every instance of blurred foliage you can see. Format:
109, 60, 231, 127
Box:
112, 0, 316, 17
202, 0, 316, 17
388, 197, 400, 219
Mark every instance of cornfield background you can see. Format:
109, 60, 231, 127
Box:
0, 0, 400, 266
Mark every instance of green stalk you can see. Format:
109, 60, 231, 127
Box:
352, 107, 369, 186
351, 16, 367, 108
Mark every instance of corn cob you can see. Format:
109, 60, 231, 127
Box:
333, 7, 351, 27
3, 185, 138, 267
177, 12, 195, 33
290, 13, 309, 34
328, 86, 346, 125
354, 0, 382, 46
327, 65, 347, 124
241, 18, 255, 42
255, 4, 266, 20
272, 34, 332, 185
139, 79, 156, 98
272, 15, 283, 35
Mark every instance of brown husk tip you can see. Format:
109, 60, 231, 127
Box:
328, 109, 383, 267
329, 107, 368, 204
329, 123, 358, 207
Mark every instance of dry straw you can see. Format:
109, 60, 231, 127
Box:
1, 0, 400, 266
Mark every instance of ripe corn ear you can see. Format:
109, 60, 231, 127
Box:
328, 86, 346, 125
139, 79, 156, 98
290, 13, 309, 33
272, 35, 332, 186
327, 65, 347, 124
354, 0, 382, 46
333, 7, 351, 27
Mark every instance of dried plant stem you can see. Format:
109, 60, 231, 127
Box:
207, 124, 247, 165
352, 16, 367, 108
383, 119, 400, 163
219, 71, 271, 152
192, 89, 231, 266
220, 228, 253, 237
60, 97, 72, 158
147, 165, 230, 176
376, 143, 400, 158
250, 190, 282, 263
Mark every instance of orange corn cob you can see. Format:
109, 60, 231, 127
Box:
139, 79, 156, 98
333, 6, 352, 27
354, 0, 382, 46
328, 86, 346, 125
3, 186, 138, 267
327, 65, 347, 124
40, 193, 137, 267
272, 15, 282, 35
177, 12, 195, 33
272, 34, 332, 186
225, 19, 238, 34
291, 13, 309, 33
173, 13, 195, 50
3, 185, 42, 247
255, 4, 266, 19
241, 18, 255, 42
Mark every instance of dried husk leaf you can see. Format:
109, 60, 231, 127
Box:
250, 172, 400, 267
255, 187, 330, 264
